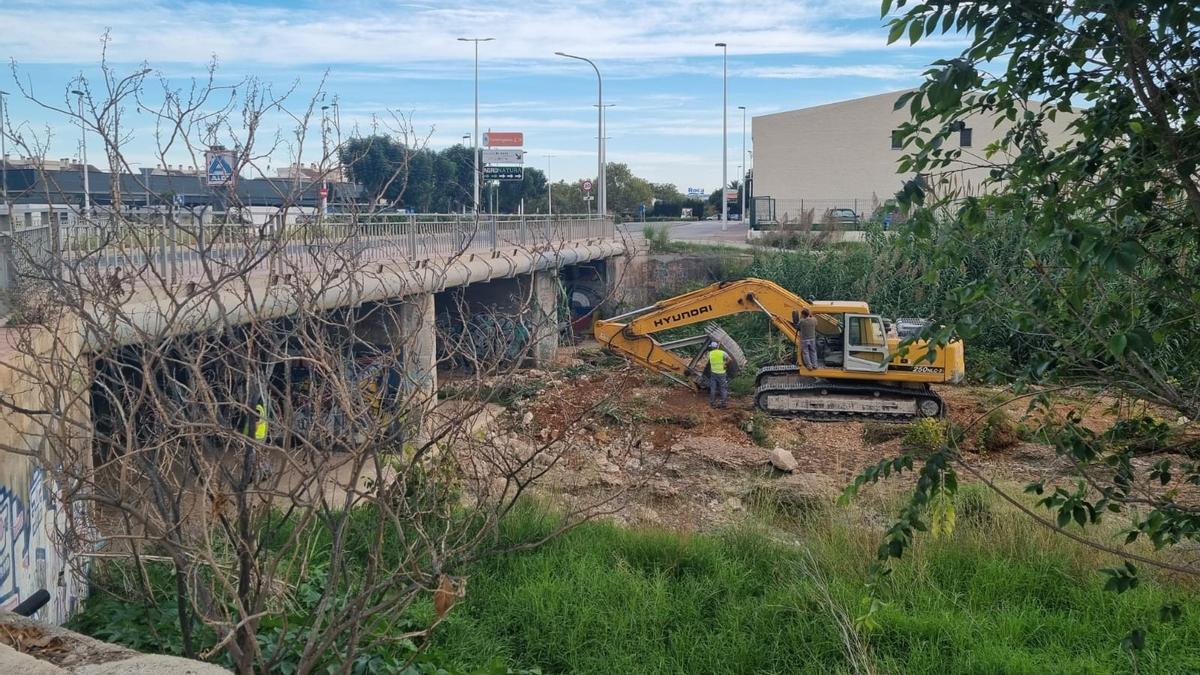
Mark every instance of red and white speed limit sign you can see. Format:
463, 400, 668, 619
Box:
582, 179, 593, 192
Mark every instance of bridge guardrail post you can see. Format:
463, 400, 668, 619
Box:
408, 215, 418, 259
156, 213, 166, 279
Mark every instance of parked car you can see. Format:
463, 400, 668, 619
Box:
822, 208, 860, 228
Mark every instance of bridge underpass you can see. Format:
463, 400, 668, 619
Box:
0, 213, 626, 623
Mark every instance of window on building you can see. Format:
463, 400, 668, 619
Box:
890, 130, 903, 149
946, 121, 973, 147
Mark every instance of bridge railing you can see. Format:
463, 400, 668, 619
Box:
38, 213, 615, 287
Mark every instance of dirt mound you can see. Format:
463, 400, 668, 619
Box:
480, 347, 1170, 532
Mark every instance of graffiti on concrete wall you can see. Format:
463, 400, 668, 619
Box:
0, 464, 86, 623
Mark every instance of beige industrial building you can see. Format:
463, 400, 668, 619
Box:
751, 89, 1074, 223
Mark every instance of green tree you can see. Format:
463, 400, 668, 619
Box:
339, 135, 412, 205
649, 181, 685, 204
848, 0, 1200, 640
549, 181, 587, 214
605, 162, 654, 217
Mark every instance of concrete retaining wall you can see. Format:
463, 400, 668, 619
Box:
0, 327, 90, 623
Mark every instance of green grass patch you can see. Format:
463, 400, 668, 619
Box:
429, 500, 1200, 674
69, 495, 1200, 674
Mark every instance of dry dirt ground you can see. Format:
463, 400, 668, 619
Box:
484, 343, 1194, 532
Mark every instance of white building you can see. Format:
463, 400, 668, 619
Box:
751, 89, 1074, 223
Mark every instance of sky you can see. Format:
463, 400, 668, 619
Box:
0, 0, 965, 192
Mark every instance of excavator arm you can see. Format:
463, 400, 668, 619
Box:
593, 278, 869, 388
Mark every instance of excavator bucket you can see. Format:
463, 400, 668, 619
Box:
704, 324, 746, 371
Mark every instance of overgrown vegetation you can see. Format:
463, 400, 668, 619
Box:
838, 0, 1200, 650
72, 498, 1200, 673
976, 410, 1019, 454
746, 410, 773, 447
901, 418, 946, 455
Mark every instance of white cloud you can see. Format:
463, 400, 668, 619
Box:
741, 64, 923, 79
0, 0, 935, 67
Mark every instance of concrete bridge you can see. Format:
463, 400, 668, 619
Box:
0, 212, 628, 622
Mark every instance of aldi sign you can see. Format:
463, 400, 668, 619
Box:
205, 149, 236, 187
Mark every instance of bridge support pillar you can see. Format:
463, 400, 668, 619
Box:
357, 293, 437, 443
530, 270, 559, 367
398, 292, 437, 399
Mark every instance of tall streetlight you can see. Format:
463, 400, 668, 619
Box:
555, 51, 606, 218
545, 154, 554, 216
71, 89, 90, 217
321, 104, 331, 215
0, 89, 9, 230
458, 37, 494, 217
715, 43, 728, 230
738, 105, 747, 222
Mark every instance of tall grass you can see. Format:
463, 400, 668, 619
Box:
69, 492, 1200, 673
427, 494, 1200, 674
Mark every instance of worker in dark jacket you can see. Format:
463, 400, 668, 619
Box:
798, 308, 818, 369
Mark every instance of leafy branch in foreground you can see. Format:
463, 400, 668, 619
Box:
857, 3, 1200, 646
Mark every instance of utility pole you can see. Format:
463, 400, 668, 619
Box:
321, 104, 330, 216
71, 89, 90, 218
0, 89, 9, 232
458, 37, 494, 217
545, 154, 554, 216
738, 105, 747, 221
555, 52, 606, 217
715, 43, 728, 231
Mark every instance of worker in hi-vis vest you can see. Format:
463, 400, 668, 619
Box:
243, 399, 268, 440
706, 341, 730, 409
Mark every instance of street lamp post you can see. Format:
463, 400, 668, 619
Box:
555, 51, 606, 218
458, 37, 494, 217
321, 104, 330, 215
0, 89, 9, 231
545, 154, 554, 216
738, 105, 747, 222
71, 89, 90, 218
715, 43, 728, 231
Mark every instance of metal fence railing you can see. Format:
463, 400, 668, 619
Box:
750, 197, 907, 230
21, 213, 616, 290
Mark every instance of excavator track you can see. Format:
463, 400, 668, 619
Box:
753, 366, 944, 422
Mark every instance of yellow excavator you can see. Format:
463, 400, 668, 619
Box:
593, 278, 965, 421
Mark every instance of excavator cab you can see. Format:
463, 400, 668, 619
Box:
843, 314, 889, 373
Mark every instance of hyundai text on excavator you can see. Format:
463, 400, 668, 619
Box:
593, 278, 965, 421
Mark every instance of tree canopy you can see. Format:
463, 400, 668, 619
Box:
848, 0, 1200, 646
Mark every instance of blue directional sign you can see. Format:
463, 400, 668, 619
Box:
204, 149, 236, 187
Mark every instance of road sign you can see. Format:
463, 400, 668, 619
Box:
582, 179, 593, 192
483, 131, 523, 147
204, 149, 236, 187
482, 149, 524, 164
483, 165, 524, 181
725, 189, 739, 202
319, 186, 328, 199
